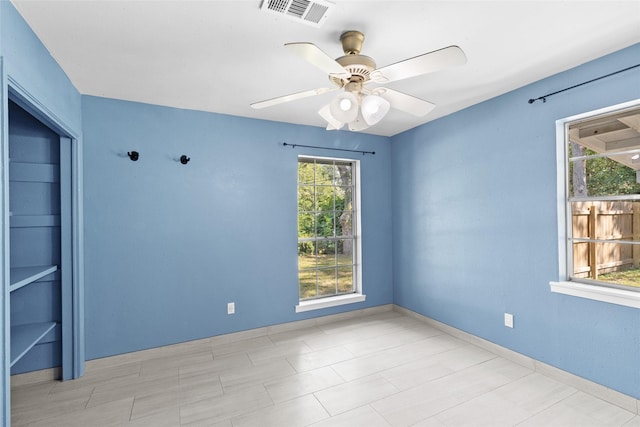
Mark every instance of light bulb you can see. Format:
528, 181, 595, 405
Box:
339, 98, 352, 111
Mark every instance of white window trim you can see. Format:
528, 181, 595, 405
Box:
295, 293, 366, 313
550, 281, 640, 309
551, 99, 640, 309
295, 155, 364, 313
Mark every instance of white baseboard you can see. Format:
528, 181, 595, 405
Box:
84, 304, 395, 371
392, 305, 639, 415
11, 304, 395, 383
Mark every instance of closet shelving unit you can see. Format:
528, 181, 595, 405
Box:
8, 100, 63, 373
9, 266, 58, 366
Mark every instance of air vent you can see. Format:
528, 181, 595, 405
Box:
260, 0, 334, 27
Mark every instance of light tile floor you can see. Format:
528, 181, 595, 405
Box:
10, 310, 640, 426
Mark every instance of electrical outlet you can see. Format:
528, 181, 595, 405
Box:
227, 302, 235, 315
504, 312, 514, 328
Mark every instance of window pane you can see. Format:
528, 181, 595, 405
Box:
315, 163, 335, 185
569, 152, 640, 198
337, 265, 354, 293
571, 241, 640, 288
298, 162, 315, 185
335, 164, 352, 186
298, 241, 317, 299
299, 269, 317, 299
298, 185, 314, 212
298, 240, 316, 259
317, 267, 337, 296
316, 240, 336, 264
571, 200, 638, 282
316, 212, 335, 237
335, 212, 353, 237
571, 201, 634, 240
315, 185, 334, 211
335, 186, 353, 210
298, 213, 315, 238
336, 239, 354, 265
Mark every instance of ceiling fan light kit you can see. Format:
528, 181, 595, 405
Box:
251, 30, 467, 132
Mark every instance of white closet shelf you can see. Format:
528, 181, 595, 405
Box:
9, 265, 58, 292
10, 322, 57, 367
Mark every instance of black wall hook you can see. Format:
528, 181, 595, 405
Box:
127, 151, 139, 161
180, 155, 190, 165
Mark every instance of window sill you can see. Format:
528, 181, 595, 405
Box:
549, 281, 640, 309
295, 293, 366, 313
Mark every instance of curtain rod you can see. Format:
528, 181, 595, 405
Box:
282, 142, 375, 155
528, 63, 640, 104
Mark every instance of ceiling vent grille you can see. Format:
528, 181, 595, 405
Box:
260, 0, 334, 27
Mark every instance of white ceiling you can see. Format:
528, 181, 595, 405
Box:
10, 0, 640, 137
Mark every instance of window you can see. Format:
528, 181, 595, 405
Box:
295, 156, 364, 312
551, 100, 640, 308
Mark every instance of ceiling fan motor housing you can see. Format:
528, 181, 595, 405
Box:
340, 30, 365, 54
329, 30, 377, 88
330, 55, 377, 87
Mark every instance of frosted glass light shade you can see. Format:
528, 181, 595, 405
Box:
329, 92, 359, 123
361, 94, 390, 126
348, 110, 370, 131
318, 104, 343, 130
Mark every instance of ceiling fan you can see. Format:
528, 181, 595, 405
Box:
251, 30, 466, 131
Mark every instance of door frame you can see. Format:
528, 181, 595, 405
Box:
1, 72, 84, 424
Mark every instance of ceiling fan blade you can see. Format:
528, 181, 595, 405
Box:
370, 45, 466, 84
285, 42, 350, 80
250, 87, 335, 109
377, 88, 435, 117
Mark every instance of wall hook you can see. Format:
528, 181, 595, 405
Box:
180, 155, 190, 165
127, 151, 139, 161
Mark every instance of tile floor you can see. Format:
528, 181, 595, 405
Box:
10, 310, 640, 426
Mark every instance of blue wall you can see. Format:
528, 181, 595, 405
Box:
81, 96, 393, 360
391, 43, 640, 398
1, 2, 81, 132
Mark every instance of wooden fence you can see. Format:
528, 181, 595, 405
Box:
572, 201, 640, 279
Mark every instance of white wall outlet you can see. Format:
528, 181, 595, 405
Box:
227, 302, 235, 315
504, 312, 514, 328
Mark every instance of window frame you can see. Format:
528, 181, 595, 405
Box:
295, 155, 365, 313
550, 99, 640, 309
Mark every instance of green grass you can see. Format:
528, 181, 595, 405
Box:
597, 269, 640, 288
298, 254, 353, 299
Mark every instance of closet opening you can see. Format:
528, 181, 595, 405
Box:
6, 93, 83, 382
